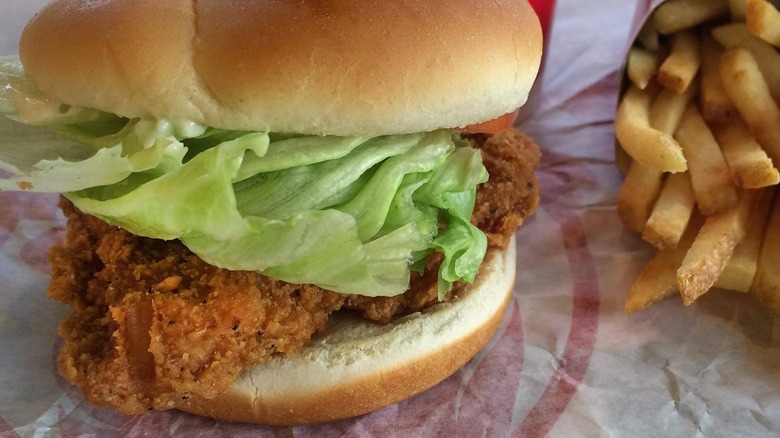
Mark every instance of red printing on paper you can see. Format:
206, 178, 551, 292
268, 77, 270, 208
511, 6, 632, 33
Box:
511, 147, 602, 436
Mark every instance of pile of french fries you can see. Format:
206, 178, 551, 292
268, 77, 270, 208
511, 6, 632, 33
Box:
616, 0, 780, 314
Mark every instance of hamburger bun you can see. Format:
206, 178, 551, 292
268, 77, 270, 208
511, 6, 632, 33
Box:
177, 237, 516, 425
19, 0, 542, 135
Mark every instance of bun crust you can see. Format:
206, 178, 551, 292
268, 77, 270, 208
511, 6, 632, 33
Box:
176, 237, 517, 425
20, 0, 542, 135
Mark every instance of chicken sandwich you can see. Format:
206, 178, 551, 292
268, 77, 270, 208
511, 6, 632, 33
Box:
0, 0, 543, 424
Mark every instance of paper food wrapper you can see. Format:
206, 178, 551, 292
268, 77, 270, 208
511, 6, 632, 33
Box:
3, 0, 780, 436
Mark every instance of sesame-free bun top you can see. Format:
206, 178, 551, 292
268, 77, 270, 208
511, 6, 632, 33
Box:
20, 0, 542, 136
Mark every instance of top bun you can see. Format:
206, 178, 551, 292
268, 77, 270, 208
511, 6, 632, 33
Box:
20, 0, 542, 136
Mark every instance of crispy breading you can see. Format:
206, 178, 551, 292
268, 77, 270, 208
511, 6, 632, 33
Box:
49, 203, 346, 413
47, 128, 540, 413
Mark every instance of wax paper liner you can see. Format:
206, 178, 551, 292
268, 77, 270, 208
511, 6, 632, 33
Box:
3, 0, 780, 436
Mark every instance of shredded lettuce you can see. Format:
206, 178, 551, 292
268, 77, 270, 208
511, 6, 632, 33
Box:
0, 55, 490, 297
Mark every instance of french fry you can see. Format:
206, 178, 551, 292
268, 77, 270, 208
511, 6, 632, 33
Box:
620, 1, 780, 315
678, 188, 772, 305
643, 172, 696, 250
650, 79, 699, 135
627, 47, 663, 90
618, 162, 664, 233
677, 189, 772, 306
675, 105, 738, 216
615, 86, 687, 172
747, 0, 780, 47
625, 214, 702, 314
642, 84, 697, 250
730, 0, 749, 20
714, 115, 780, 188
750, 190, 780, 315
720, 48, 780, 165
653, 0, 729, 34
657, 31, 701, 94
637, 19, 661, 51
715, 187, 775, 292
700, 32, 736, 123
712, 23, 780, 102
615, 141, 632, 176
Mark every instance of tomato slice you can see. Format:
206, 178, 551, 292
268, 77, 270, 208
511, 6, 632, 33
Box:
456, 109, 519, 133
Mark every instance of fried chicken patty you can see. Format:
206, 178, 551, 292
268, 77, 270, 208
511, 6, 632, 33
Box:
47, 129, 540, 414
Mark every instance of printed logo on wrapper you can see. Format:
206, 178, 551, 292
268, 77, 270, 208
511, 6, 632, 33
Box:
509, 2, 608, 431
513, 150, 603, 437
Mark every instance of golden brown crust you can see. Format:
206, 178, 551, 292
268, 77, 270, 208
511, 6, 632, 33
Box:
20, 0, 542, 135
49, 201, 346, 413
472, 129, 541, 247
177, 242, 516, 425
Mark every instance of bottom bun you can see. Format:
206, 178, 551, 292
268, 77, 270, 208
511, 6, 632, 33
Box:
177, 236, 517, 425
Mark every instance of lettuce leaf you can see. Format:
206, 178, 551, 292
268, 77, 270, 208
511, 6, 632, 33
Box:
0, 56, 490, 297
0, 115, 190, 193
